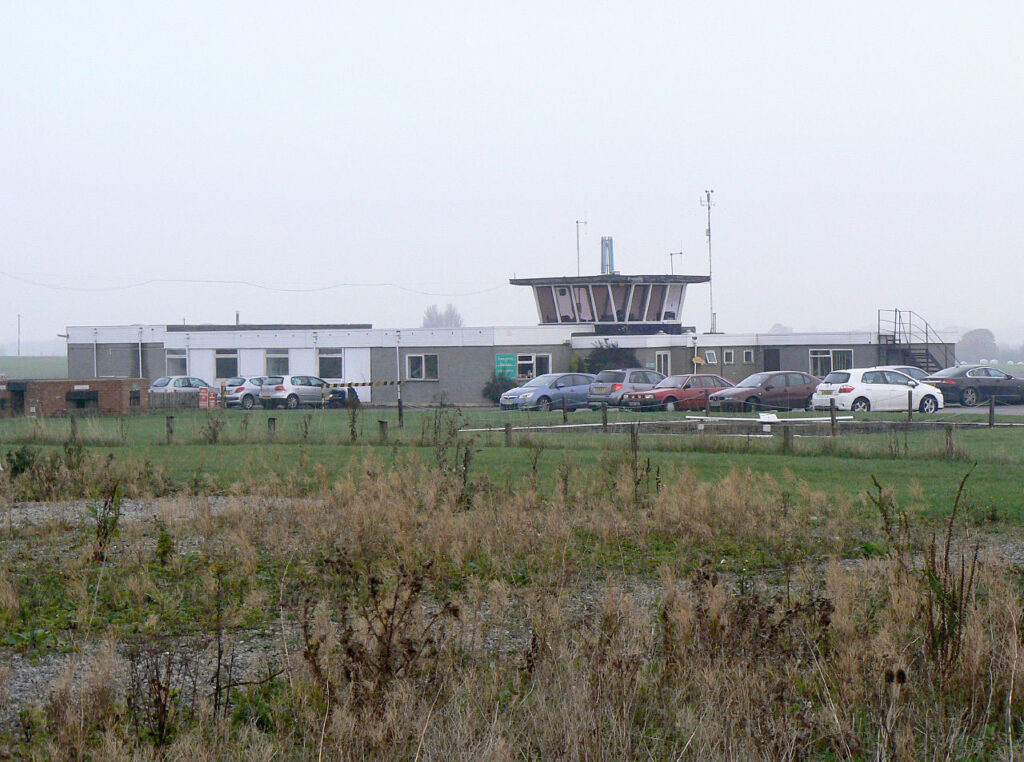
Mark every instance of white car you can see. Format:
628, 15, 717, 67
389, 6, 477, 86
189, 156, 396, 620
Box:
812, 368, 944, 413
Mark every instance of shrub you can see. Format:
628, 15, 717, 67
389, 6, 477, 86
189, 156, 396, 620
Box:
481, 372, 517, 403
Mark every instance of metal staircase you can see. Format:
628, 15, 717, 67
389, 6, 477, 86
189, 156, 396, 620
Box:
877, 309, 955, 373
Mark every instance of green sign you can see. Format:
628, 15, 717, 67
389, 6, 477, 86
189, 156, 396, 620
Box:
495, 353, 516, 380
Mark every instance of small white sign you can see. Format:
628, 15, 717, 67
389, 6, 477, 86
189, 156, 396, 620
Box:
73, 384, 90, 390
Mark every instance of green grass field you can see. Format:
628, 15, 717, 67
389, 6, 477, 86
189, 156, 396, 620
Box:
2, 406, 1021, 523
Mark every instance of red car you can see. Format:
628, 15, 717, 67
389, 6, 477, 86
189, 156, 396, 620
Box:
620, 373, 733, 411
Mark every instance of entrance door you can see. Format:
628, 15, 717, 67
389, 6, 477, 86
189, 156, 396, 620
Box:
763, 348, 780, 372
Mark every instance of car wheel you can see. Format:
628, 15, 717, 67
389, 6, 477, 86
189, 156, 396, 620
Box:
919, 395, 938, 414
961, 387, 979, 407
664, 398, 678, 412
744, 396, 759, 412
241, 395, 255, 410
285, 394, 300, 410
536, 396, 551, 412
851, 397, 871, 413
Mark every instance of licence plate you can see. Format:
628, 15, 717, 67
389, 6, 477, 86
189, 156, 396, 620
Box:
592, 385, 608, 393
820, 390, 833, 396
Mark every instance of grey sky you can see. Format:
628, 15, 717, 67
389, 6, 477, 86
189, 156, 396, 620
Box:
2, 2, 1022, 346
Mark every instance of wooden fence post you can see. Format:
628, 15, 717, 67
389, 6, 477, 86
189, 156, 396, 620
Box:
165, 415, 175, 445
601, 402, 608, 431
504, 422, 513, 447
782, 424, 793, 452
829, 399, 837, 437
907, 389, 914, 422
69, 414, 78, 442
398, 396, 404, 429
562, 396, 568, 424
989, 395, 996, 427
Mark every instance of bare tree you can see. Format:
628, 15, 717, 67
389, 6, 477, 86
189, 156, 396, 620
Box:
422, 304, 464, 328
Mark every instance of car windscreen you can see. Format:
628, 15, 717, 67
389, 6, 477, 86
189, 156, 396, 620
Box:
265, 376, 284, 385
822, 372, 850, 383
595, 371, 626, 382
150, 377, 170, 387
656, 376, 687, 388
522, 374, 557, 388
736, 372, 772, 388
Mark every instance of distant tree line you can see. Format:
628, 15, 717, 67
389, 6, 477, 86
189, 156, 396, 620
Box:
956, 328, 1024, 363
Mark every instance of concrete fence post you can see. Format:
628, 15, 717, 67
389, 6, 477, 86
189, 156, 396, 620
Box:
378, 419, 388, 442
267, 417, 276, 440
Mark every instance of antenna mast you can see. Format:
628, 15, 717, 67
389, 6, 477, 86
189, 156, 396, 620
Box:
575, 217, 587, 276
701, 189, 715, 332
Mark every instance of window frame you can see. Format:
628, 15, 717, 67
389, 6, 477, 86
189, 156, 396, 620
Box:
406, 353, 439, 381
515, 353, 552, 380
723, 349, 735, 365
166, 349, 187, 376
743, 349, 754, 364
318, 348, 344, 379
704, 350, 718, 365
655, 351, 670, 376
265, 348, 289, 376
214, 349, 238, 380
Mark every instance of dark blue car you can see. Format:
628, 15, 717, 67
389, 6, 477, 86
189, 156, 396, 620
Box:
499, 372, 597, 411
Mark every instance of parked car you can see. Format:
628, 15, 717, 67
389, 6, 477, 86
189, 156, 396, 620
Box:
708, 371, 821, 411
499, 373, 597, 411
259, 375, 330, 409
222, 376, 266, 409
149, 376, 217, 396
922, 365, 1024, 406
587, 369, 665, 409
872, 364, 930, 381
812, 368, 943, 413
620, 373, 733, 411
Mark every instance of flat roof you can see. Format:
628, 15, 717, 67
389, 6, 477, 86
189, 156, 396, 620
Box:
165, 323, 372, 332
509, 274, 709, 286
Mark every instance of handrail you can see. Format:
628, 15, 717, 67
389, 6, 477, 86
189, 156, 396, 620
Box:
877, 309, 956, 368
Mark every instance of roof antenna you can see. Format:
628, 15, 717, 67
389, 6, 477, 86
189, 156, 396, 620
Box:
701, 189, 715, 332
575, 216, 587, 276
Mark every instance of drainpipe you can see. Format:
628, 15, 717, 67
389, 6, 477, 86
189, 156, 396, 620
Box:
93, 328, 98, 378
138, 327, 144, 379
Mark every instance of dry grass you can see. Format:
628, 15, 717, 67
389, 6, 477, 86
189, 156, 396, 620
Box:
1, 445, 1022, 759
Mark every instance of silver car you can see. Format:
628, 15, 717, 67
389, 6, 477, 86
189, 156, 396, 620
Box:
587, 368, 666, 408
149, 376, 216, 395
260, 375, 330, 409
222, 376, 266, 409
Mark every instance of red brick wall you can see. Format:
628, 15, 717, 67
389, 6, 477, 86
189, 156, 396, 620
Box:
1, 379, 149, 417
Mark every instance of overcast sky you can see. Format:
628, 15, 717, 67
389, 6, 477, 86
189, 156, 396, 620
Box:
2, 1, 1022, 348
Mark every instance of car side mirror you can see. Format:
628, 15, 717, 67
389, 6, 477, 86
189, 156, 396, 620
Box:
909, 380, 919, 387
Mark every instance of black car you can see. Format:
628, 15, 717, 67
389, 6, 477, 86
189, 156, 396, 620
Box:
922, 365, 1024, 406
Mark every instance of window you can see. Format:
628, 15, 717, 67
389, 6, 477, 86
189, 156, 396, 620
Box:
656, 351, 670, 376
592, 286, 614, 322
554, 287, 576, 322
810, 349, 854, 378
266, 349, 289, 376
318, 348, 344, 379
516, 353, 551, 379
663, 285, 684, 321
215, 349, 238, 379
166, 350, 186, 376
645, 284, 667, 321
406, 353, 439, 380
704, 350, 718, 364
743, 349, 754, 364
573, 286, 595, 322
723, 350, 735, 365
627, 285, 649, 321
536, 287, 558, 324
